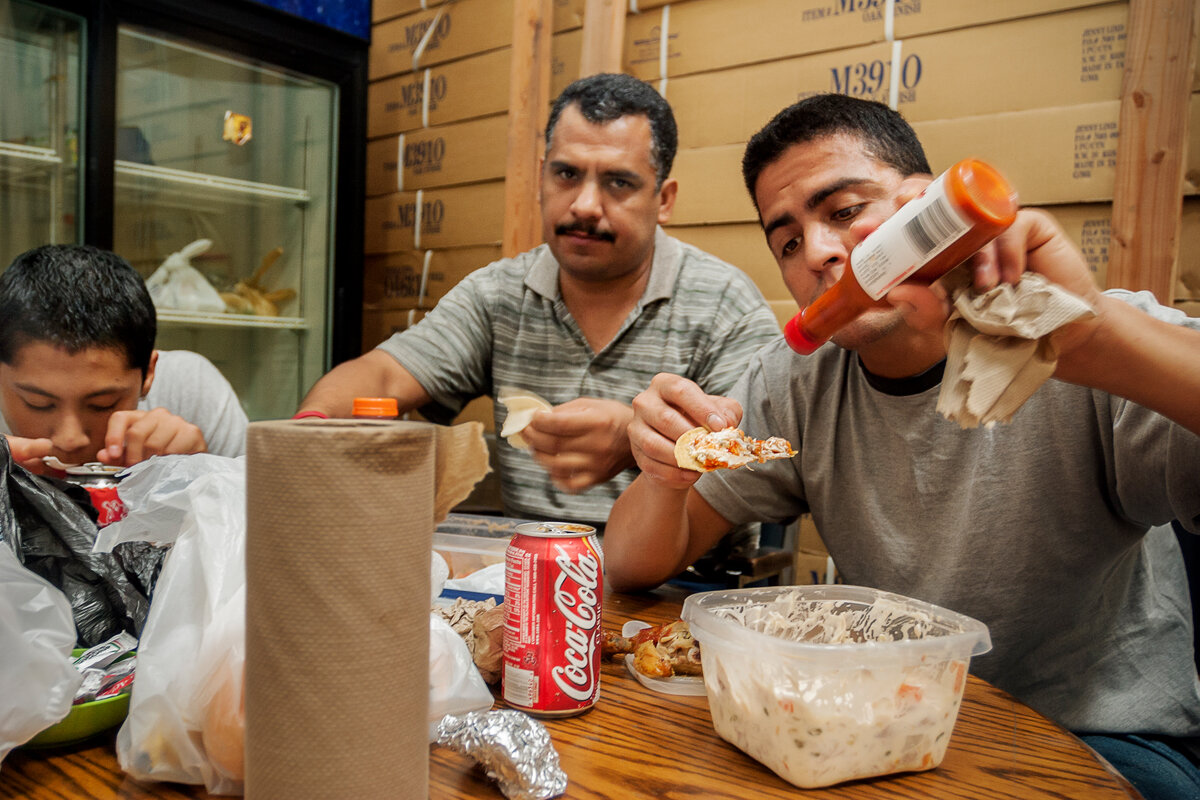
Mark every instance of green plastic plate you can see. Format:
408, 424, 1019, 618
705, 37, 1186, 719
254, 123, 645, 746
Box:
22, 648, 132, 749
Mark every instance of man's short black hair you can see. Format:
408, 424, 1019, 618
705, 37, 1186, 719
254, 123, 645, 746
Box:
0, 244, 156, 375
742, 94, 932, 212
545, 72, 678, 189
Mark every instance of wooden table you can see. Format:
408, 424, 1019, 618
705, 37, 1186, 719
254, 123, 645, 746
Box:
3, 587, 1139, 800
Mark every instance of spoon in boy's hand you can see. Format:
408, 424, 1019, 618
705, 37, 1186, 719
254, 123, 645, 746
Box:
42, 456, 80, 470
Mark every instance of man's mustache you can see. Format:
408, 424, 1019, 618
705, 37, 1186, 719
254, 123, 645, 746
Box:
555, 223, 616, 243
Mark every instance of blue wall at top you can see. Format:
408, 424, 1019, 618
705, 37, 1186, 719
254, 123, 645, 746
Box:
248, 0, 370, 40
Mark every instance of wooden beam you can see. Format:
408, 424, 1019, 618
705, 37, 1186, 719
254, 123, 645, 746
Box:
1107, 0, 1198, 301
580, 0, 627, 76
502, 0, 555, 258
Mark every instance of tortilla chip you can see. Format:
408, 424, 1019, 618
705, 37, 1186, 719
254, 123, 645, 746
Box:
497, 388, 552, 449
673, 427, 709, 472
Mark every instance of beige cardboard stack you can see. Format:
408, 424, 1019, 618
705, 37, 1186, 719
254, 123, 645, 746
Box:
365, 0, 589, 430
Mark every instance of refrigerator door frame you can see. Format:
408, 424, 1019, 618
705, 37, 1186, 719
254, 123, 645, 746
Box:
30, 0, 366, 368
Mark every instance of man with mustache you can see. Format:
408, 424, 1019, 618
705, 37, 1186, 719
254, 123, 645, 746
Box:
298, 73, 779, 539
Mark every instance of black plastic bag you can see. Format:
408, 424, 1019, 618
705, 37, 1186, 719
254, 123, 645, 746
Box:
0, 438, 158, 646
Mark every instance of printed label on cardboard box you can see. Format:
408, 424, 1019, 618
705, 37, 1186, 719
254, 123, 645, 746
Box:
371, 0, 585, 79
666, 3, 1128, 150
365, 182, 506, 254
368, 29, 582, 138
1040, 203, 1112, 288
364, 245, 501, 309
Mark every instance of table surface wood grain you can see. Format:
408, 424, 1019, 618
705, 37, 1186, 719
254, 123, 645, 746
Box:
2, 586, 1140, 800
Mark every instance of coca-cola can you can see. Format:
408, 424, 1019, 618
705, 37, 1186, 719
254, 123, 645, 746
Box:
63, 463, 127, 526
503, 521, 603, 717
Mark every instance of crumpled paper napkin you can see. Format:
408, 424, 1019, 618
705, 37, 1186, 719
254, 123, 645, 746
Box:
937, 271, 1095, 428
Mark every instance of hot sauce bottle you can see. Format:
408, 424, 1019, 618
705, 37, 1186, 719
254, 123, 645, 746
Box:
784, 158, 1019, 355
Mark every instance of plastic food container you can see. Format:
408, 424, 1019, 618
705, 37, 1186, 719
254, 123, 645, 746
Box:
682, 585, 991, 788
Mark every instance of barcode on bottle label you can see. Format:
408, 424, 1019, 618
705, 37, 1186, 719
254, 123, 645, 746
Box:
850, 174, 971, 300
903, 197, 961, 258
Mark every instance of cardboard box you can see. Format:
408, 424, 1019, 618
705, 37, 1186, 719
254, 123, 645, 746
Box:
890, 0, 1115, 38
363, 245, 502, 309
665, 223, 789, 301
375, 0, 586, 27
1177, 198, 1200, 300
796, 514, 827, 554
794, 548, 841, 586
767, 299, 800, 332
368, 29, 582, 138
623, 0, 887, 81
371, 0, 587, 79
364, 181, 506, 253
1040, 203, 1112, 288
669, 143, 757, 225
366, 114, 509, 194
623, 0, 1115, 82
362, 307, 427, 352
373, 0, 445, 24
1175, 300, 1200, 316
913, 101, 1121, 205
667, 3, 1128, 149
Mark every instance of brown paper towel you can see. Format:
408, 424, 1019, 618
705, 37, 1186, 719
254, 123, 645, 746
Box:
937, 271, 1095, 428
244, 419, 488, 800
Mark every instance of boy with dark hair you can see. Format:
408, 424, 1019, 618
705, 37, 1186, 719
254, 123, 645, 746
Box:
605, 94, 1200, 799
0, 244, 247, 473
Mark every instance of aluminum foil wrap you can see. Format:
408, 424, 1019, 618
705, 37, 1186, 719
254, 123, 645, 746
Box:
435, 710, 567, 799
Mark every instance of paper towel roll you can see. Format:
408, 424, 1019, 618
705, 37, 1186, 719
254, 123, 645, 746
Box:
244, 419, 436, 800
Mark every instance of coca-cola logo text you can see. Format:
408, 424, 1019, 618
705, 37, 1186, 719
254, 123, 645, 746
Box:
550, 544, 601, 701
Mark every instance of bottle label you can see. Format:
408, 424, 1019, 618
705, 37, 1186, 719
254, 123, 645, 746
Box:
850, 173, 971, 301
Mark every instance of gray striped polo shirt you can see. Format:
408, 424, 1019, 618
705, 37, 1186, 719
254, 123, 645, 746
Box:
377, 227, 782, 525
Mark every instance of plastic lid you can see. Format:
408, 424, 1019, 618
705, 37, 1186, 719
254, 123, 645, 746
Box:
352, 397, 399, 418
784, 313, 823, 355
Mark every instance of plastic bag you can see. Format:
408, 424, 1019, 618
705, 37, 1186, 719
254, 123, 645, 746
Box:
145, 238, 226, 313
429, 615, 494, 741
0, 546, 82, 764
429, 552, 494, 737
95, 454, 246, 796
0, 437, 154, 646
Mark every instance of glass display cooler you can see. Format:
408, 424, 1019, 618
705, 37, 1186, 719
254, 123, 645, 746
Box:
0, 0, 366, 421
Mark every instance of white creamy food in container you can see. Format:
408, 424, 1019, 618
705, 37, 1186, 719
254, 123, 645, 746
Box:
681, 585, 991, 788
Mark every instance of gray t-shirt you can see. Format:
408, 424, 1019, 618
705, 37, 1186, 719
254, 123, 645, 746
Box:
144, 350, 247, 457
377, 228, 782, 525
696, 289, 1200, 736
1, 349, 248, 459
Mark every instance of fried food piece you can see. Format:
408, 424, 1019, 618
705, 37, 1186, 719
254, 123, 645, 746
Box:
603, 620, 702, 678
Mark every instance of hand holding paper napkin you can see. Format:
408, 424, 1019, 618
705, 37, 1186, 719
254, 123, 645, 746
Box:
937, 271, 1095, 428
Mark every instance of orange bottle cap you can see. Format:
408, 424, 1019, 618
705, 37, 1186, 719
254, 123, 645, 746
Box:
352, 397, 399, 418
948, 159, 1018, 226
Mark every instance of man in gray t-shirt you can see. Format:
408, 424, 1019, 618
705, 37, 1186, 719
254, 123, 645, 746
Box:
605, 95, 1200, 800
299, 74, 778, 529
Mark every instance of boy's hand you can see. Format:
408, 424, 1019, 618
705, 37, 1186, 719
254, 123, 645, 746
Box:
4, 435, 55, 474
99, 408, 207, 466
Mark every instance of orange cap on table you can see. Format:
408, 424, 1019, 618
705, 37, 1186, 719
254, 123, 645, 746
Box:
352, 397, 399, 418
